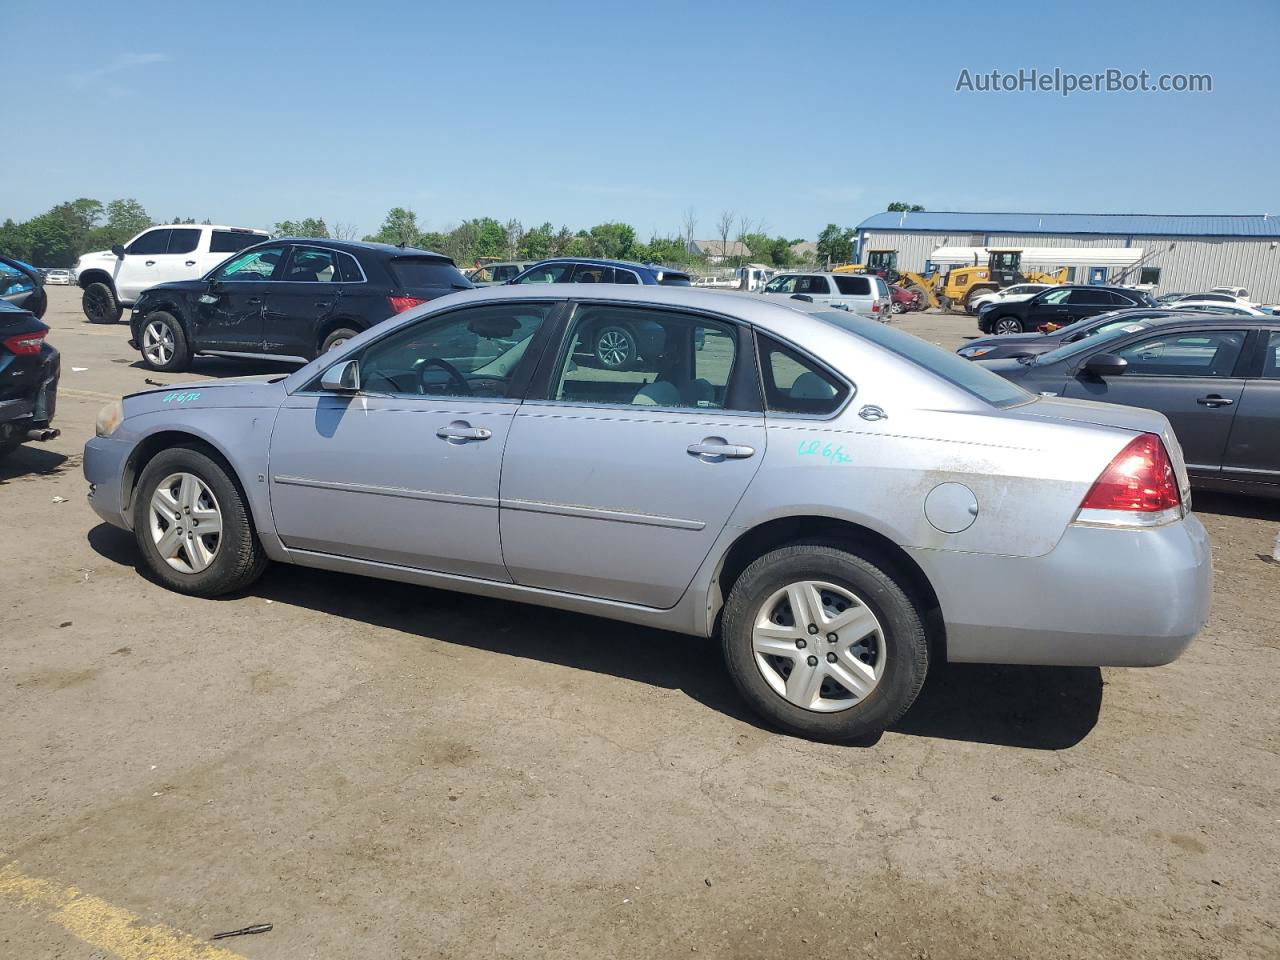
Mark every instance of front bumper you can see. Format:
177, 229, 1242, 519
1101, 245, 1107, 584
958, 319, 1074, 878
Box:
83, 434, 134, 531
911, 514, 1212, 667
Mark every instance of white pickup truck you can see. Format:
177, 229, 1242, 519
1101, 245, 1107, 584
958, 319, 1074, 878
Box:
74, 224, 268, 323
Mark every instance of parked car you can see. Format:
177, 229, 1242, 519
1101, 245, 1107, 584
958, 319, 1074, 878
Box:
888, 284, 921, 314
467, 261, 535, 285
42, 268, 73, 285
85, 284, 1210, 743
958, 308, 1188, 361
970, 282, 1054, 314
980, 285, 1157, 335
74, 224, 269, 324
1166, 300, 1268, 316
761, 272, 892, 320
127, 239, 472, 372
510, 258, 692, 287
1209, 286, 1251, 300
1155, 292, 1193, 305
0, 255, 47, 318
978, 315, 1280, 497
0, 299, 59, 461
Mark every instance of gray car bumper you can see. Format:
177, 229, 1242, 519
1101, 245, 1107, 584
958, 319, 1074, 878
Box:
83, 435, 133, 531
910, 515, 1212, 667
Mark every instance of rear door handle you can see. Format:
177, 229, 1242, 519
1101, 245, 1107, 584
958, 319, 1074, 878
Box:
144, 260, 156, 266
247, 297, 262, 304
437, 420, 492, 443
687, 437, 755, 461
1197, 395, 1234, 407
185, 260, 197, 266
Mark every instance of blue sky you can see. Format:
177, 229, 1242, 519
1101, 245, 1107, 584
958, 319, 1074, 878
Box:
4, 0, 1277, 240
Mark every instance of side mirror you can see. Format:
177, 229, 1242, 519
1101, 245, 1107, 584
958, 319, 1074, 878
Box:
320, 359, 360, 392
111, 244, 125, 259
1083, 353, 1127, 378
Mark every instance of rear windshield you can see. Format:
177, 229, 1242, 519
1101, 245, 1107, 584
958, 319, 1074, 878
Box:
210, 230, 263, 253
814, 310, 1030, 408
390, 257, 469, 290
657, 271, 691, 286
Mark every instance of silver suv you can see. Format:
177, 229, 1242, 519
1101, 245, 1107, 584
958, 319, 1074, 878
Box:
761, 271, 892, 320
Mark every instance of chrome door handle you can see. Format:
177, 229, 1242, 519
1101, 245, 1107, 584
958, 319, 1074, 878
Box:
687, 437, 755, 461
1197, 395, 1234, 407
437, 421, 492, 443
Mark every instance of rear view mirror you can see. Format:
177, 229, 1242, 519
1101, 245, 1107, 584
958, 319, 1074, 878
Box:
111, 244, 125, 259
320, 359, 360, 392
1084, 353, 1127, 377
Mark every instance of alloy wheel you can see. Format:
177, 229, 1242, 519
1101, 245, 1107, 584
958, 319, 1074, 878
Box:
148, 472, 223, 574
596, 329, 631, 368
751, 580, 884, 712
143, 320, 175, 366
994, 318, 1022, 336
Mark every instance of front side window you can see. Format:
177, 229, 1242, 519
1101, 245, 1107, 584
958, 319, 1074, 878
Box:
492, 264, 521, 282
214, 246, 285, 282
126, 229, 171, 256
764, 274, 798, 294
286, 247, 338, 282
359, 302, 553, 398
1114, 330, 1247, 378
758, 334, 849, 416
514, 262, 574, 283
167, 228, 201, 255
553, 305, 739, 410
1039, 288, 1073, 305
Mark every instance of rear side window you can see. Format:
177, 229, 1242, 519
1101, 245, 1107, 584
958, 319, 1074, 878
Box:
336, 252, 364, 283
757, 333, 849, 416
834, 275, 870, 295
794, 276, 830, 295
572, 264, 615, 283
210, 230, 262, 254
514, 262, 574, 283
389, 257, 467, 289
614, 269, 639, 284
168, 229, 201, 254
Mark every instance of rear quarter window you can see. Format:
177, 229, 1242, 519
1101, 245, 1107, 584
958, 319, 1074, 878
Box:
389, 258, 469, 289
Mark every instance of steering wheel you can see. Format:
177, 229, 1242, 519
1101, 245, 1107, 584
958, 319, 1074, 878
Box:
417, 357, 472, 396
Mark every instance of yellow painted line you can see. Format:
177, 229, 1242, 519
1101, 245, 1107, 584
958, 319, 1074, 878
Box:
0, 863, 247, 960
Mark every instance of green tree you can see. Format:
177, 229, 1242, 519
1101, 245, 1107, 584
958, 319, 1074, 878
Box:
816, 223, 856, 266
586, 222, 636, 260
274, 217, 329, 238
364, 207, 423, 246
519, 222, 555, 260
88, 199, 153, 250
886, 202, 925, 212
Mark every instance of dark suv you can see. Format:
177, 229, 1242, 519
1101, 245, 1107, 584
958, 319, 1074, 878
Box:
509, 258, 694, 369
128, 239, 472, 372
980, 285, 1156, 336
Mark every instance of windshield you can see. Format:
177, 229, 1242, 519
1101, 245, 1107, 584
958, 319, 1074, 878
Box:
814, 311, 1030, 407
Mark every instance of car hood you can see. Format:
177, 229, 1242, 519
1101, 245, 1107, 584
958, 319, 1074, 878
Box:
123, 374, 288, 413
138, 279, 209, 296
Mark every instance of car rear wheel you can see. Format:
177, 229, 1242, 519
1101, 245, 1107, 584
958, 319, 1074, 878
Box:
83, 282, 122, 324
594, 325, 638, 370
320, 327, 360, 355
140, 312, 191, 371
993, 316, 1024, 336
891, 301, 905, 315
721, 544, 929, 743
134, 447, 267, 597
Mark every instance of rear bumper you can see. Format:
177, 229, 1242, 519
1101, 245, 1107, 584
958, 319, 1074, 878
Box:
0, 348, 59, 436
83, 434, 133, 531
910, 515, 1212, 667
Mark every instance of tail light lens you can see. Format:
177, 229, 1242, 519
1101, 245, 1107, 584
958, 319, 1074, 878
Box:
3, 329, 47, 355
1078, 432, 1181, 519
871, 301, 881, 313
388, 296, 426, 314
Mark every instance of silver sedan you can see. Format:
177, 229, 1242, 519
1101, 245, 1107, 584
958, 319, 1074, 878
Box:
84, 285, 1211, 742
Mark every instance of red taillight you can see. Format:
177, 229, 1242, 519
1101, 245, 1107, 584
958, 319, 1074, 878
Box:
388, 296, 426, 314
3, 329, 47, 355
1080, 433, 1180, 513
871, 301, 881, 313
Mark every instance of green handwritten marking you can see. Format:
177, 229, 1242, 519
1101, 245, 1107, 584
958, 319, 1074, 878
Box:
798, 439, 852, 464
161, 391, 202, 405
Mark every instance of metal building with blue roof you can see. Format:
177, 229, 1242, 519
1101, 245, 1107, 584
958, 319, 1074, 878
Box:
853, 211, 1280, 300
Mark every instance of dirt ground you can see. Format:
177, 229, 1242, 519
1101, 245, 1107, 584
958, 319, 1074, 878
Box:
1, 287, 1277, 959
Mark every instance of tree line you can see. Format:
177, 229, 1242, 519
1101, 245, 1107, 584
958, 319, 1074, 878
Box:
0, 199, 923, 270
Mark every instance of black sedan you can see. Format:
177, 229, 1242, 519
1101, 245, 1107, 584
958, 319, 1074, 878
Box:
1, 255, 47, 319
0, 299, 59, 462
979, 285, 1156, 335
128, 239, 473, 372
980, 316, 1280, 497
958, 308, 1208, 361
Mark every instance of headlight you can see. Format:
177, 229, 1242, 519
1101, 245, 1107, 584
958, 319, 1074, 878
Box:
959, 346, 995, 359
95, 399, 124, 437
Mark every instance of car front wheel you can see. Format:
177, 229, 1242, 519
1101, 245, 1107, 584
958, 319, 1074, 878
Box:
133, 446, 267, 597
139, 311, 192, 371
993, 316, 1024, 336
721, 544, 929, 743
83, 282, 123, 324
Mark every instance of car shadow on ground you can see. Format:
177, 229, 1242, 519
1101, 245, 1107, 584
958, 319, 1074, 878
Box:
1192, 490, 1280, 522
87, 523, 1102, 750
0, 445, 71, 484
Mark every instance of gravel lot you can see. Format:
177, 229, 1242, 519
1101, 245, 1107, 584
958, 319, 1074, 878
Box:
2, 287, 1277, 959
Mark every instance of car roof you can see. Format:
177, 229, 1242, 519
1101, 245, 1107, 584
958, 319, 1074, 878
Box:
264, 237, 455, 261
530, 257, 689, 274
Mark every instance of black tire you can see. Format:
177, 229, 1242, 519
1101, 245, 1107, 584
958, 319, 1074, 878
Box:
320, 326, 360, 355
721, 544, 929, 744
992, 315, 1024, 336
138, 311, 192, 372
26, 288, 48, 319
83, 282, 122, 324
594, 324, 638, 370
133, 446, 267, 597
